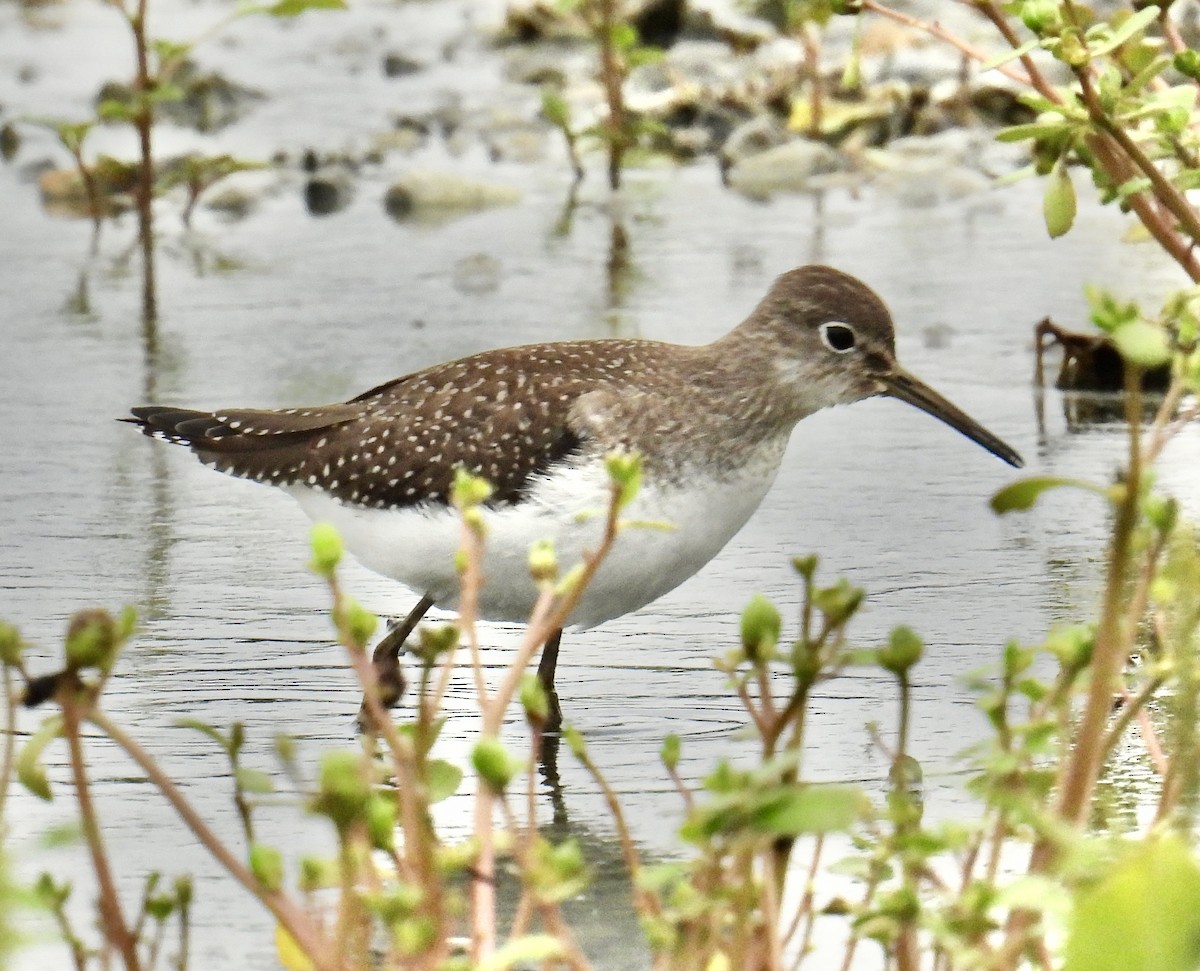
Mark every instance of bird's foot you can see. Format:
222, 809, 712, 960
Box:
356, 616, 412, 732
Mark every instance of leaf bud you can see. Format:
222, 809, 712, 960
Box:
309, 522, 343, 576
0, 622, 24, 667
740, 594, 781, 664
519, 673, 550, 725
366, 793, 397, 851
65, 609, 120, 672
249, 843, 284, 892
877, 626, 923, 675
471, 737, 518, 792
528, 539, 558, 584
312, 751, 371, 829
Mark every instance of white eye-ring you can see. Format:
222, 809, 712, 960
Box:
819, 321, 857, 353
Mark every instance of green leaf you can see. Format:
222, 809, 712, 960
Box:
604, 452, 642, 511
235, 766, 275, 795
1089, 6, 1160, 57
150, 38, 191, 69
751, 784, 868, 835
540, 89, 571, 129
480, 934, 565, 971
1174, 49, 1200, 81
1112, 320, 1171, 368
148, 82, 186, 106
425, 759, 462, 803
1043, 158, 1077, 238
982, 36, 1040, 72
1114, 176, 1152, 200
264, 0, 346, 15
175, 718, 233, 756
18, 716, 63, 801
1065, 835, 1200, 971
608, 21, 639, 52
661, 733, 680, 771
995, 119, 1072, 144
990, 477, 1106, 514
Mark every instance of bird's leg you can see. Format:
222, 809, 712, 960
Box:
369, 594, 435, 710
537, 628, 564, 734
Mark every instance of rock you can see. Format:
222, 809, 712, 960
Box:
382, 52, 423, 78
204, 185, 260, 221
720, 114, 790, 169
488, 128, 547, 164
305, 168, 355, 216
384, 170, 521, 223
726, 138, 842, 198
96, 60, 263, 133
0, 122, 19, 162
37, 158, 137, 218
863, 132, 992, 205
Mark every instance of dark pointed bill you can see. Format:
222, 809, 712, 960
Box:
883, 369, 1023, 469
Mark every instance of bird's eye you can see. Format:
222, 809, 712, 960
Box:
819, 322, 857, 353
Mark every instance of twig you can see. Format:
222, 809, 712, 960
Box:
572, 742, 660, 919
863, 1, 1032, 87
89, 709, 337, 971
61, 690, 143, 971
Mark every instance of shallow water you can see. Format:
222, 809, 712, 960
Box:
3, 0, 1199, 967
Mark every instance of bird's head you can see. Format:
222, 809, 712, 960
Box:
749, 265, 1023, 468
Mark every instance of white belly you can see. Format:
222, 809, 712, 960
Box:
287, 444, 786, 629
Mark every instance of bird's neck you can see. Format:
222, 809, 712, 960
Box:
614, 336, 817, 481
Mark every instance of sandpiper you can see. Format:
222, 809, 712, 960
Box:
127, 265, 1022, 728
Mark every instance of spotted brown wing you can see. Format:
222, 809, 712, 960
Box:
124, 346, 608, 508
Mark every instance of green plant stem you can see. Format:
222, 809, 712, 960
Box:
88, 709, 338, 971
67, 144, 104, 230
863, 1, 1031, 86
459, 522, 490, 709
996, 0, 1200, 277
573, 744, 659, 919
789, 834, 825, 970
928, 0, 1200, 278
837, 871, 880, 971
176, 887, 191, 971
332, 830, 369, 969
485, 478, 626, 736
1073, 66, 1200, 263
496, 799, 594, 970
1144, 380, 1190, 464
761, 851, 784, 969
330, 577, 446, 968
0, 667, 14, 818
968, 1, 1060, 100
893, 672, 918, 971
47, 893, 89, 971
1056, 370, 1144, 825
127, 0, 158, 323
800, 24, 824, 138
595, 0, 626, 190
61, 693, 143, 971
999, 372, 1148, 967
